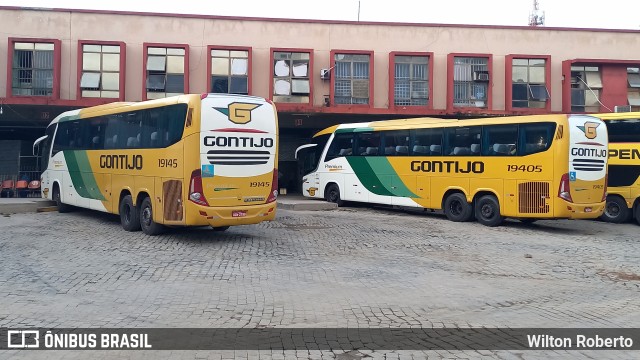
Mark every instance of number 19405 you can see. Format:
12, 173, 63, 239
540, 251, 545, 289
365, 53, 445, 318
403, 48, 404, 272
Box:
507, 165, 542, 172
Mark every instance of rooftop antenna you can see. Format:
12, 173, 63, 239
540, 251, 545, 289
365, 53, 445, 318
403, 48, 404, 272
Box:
357, 1, 360, 21
528, 0, 545, 27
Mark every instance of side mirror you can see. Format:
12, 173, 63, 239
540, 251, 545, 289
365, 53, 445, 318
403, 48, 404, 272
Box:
33, 135, 48, 156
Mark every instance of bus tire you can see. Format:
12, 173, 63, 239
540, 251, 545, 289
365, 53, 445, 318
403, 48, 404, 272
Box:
211, 226, 230, 232
325, 184, 344, 207
475, 195, 504, 227
139, 197, 165, 236
53, 184, 72, 213
635, 202, 640, 226
119, 195, 141, 231
601, 196, 630, 223
443, 192, 473, 222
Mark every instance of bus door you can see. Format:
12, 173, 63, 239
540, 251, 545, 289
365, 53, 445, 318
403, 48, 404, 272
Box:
295, 144, 320, 195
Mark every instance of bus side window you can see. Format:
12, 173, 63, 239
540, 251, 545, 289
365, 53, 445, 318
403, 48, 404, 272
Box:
384, 131, 409, 156
445, 127, 480, 156
413, 128, 443, 156
356, 132, 381, 156
325, 133, 354, 161
482, 124, 518, 156
519, 122, 555, 156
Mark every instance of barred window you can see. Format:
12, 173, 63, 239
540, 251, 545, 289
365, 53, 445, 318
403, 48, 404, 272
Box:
12, 42, 54, 96
334, 53, 370, 105
394, 56, 428, 106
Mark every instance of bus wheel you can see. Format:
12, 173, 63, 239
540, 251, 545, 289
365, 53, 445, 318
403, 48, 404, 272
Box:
475, 195, 504, 227
601, 196, 630, 223
119, 195, 141, 231
211, 226, 230, 232
443, 193, 473, 222
139, 197, 165, 236
53, 184, 72, 213
325, 184, 344, 207
635, 202, 640, 226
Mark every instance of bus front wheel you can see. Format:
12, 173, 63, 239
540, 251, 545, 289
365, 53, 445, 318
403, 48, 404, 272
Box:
139, 197, 165, 236
635, 202, 640, 226
443, 193, 473, 222
325, 184, 344, 207
119, 195, 141, 231
475, 195, 504, 227
601, 196, 630, 223
53, 184, 72, 213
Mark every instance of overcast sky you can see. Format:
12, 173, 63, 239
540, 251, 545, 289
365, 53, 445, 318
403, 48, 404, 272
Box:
2, 0, 640, 29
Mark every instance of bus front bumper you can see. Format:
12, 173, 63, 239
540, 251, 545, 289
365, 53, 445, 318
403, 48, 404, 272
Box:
188, 202, 277, 227
557, 200, 605, 219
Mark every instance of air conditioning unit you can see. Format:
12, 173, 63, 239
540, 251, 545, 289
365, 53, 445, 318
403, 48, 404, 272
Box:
473, 71, 490, 82
320, 69, 330, 80
615, 105, 632, 112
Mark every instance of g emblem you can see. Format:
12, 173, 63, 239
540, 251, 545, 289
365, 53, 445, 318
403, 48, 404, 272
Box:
214, 102, 261, 125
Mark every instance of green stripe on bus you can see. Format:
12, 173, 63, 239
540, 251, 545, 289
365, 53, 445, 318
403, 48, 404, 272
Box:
63, 151, 105, 201
346, 157, 393, 196
364, 157, 418, 198
57, 114, 81, 123
335, 127, 375, 134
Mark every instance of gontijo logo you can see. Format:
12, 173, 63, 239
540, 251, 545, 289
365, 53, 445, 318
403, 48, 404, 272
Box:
577, 121, 600, 140
214, 102, 261, 124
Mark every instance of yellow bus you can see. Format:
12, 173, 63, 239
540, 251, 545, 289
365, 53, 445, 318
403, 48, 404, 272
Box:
296, 114, 608, 226
593, 112, 640, 224
33, 94, 279, 235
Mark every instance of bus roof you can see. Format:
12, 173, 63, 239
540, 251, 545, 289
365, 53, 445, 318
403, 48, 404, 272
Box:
592, 112, 640, 120
312, 114, 582, 137
47, 95, 201, 126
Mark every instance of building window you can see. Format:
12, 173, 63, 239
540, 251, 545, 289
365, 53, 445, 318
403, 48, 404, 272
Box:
571, 66, 602, 112
334, 53, 370, 105
512, 58, 549, 108
273, 51, 310, 103
453, 56, 489, 108
11, 42, 54, 96
394, 56, 428, 106
627, 67, 640, 111
211, 49, 249, 95
145, 47, 185, 100
80, 44, 121, 98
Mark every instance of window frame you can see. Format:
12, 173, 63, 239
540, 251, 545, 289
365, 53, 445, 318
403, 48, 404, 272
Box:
505, 54, 551, 113
7, 37, 61, 100
329, 49, 374, 108
447, 53, 493, 112
77, 40, 126, 102
207, 45, 252, 96
269, 47, 313, 110
389, 51, 433, 112
142, 42, 189, 101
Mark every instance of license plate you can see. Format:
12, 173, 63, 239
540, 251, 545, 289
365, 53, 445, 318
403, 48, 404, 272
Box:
585, 207, 592, 213
232, 210, 247, 217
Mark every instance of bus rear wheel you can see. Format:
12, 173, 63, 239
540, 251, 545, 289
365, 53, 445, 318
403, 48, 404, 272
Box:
635, 202, 640, 226
443, 193, 473, 222
475, 195, 503, 227
119, 195, 141, 231
601, 196, 630, 223
139, 197, 165, 236
325, 184, 344, 207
